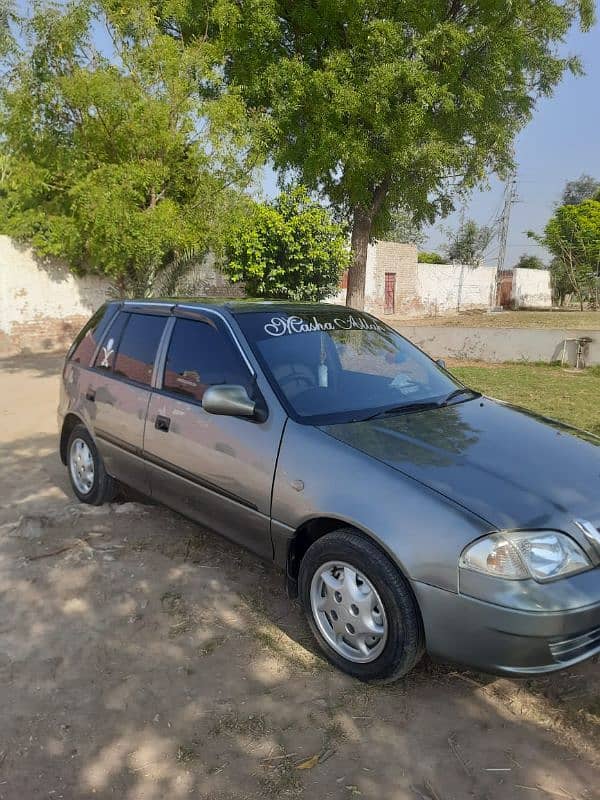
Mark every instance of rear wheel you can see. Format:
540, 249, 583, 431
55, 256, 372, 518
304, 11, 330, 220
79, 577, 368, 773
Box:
299, 529, 424, 683
67, 425, 116, 505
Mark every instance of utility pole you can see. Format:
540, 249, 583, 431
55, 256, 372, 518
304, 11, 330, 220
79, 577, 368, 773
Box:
492, 173, 518, 309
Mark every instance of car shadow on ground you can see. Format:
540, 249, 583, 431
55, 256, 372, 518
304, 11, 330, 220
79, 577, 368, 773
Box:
0, 350, 66, 377
1, 431, 599, 799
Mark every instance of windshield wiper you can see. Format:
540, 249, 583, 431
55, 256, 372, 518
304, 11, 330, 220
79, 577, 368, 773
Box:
440, 387, 481, 406
355, 388, 481, 422
358, 400, 442, 422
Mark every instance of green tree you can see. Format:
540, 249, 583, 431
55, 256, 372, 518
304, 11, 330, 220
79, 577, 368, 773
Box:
204, 0, 593, 308
383, 207, 425, 247
444, 219, 493, 265
530, 199, 600, 309
514, 253, 546, 270
418, 251, 446, 264
223, 186, 350, 301
561, 174, 600, 206
0, 1, 258, 295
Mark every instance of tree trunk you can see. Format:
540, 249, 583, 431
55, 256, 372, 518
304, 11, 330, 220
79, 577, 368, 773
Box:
346, 179, 390, 310
346, 208, 372, 309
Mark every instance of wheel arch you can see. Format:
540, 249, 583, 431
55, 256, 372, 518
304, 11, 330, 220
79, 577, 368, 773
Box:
285, 515, 412, 599
59, 413, 85, 464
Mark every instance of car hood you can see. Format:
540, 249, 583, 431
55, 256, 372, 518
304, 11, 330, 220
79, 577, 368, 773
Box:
320, 398, 600, 530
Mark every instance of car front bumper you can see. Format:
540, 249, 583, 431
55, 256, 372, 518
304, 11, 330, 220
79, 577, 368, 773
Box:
413, 579, 600, 676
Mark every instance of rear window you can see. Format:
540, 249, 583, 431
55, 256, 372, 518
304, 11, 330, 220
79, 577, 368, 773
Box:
113, 313, 167, 386
68, 305, 115, 366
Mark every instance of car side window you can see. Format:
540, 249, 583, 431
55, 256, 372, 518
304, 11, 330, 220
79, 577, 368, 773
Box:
162, 317, 251, 403
93, 312, 129, 372
69, 305, 114, 366
109, 313, 167, 387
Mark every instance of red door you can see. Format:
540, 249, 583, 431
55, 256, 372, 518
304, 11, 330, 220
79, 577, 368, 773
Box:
384, 272, 396, 314
498, 271, 513, 308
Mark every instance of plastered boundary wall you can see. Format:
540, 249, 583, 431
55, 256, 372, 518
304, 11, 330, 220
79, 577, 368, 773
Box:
0, 236, 110, 357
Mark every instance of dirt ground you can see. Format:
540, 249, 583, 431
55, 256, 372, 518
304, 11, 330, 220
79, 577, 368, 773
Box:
0, 353, 598, 800
391, 310, 600, 330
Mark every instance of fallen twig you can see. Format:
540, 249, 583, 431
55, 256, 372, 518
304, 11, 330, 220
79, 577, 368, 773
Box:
27, 541, 85, 561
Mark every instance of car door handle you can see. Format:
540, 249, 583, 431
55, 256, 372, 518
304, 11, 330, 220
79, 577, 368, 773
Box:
85, 389, 96, 402
155, 415, 171, 432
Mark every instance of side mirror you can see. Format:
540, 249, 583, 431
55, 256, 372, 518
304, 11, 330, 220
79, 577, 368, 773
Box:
436, 358, 446, 370
202, 385, 256, 418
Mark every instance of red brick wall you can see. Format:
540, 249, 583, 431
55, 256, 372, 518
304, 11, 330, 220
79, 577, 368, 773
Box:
0, 315, 89, 358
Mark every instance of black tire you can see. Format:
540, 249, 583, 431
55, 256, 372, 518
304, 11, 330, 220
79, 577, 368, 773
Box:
66, 424, 117, 506
299, 528, 425, 683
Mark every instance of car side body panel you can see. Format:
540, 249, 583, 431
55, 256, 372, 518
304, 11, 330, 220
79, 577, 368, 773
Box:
271, 419, 490, 592
143, 391, 287, 560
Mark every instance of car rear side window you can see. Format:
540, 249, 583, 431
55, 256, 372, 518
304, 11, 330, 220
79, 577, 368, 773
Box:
68, 305, 114, 366
162, 318, 250, 403
112, 313, 167, 386
93, 311, 129, 372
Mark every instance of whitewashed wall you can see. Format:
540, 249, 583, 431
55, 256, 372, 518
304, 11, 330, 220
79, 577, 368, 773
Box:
0, 236, 111, 355
415, 263, 495, 315
512, 267, 552, 308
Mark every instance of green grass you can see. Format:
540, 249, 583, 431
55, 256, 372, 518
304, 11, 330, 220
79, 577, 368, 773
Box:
451, 363, 600, 436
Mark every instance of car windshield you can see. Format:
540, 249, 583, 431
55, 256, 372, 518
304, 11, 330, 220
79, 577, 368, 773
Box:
235, 309, 466, 424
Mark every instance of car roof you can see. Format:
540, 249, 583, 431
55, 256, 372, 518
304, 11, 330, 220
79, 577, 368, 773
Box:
119, 298, 352, 316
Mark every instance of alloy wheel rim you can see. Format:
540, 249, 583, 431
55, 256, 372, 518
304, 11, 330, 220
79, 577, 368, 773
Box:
69, 438, 95, 495
310, 560, 388, 663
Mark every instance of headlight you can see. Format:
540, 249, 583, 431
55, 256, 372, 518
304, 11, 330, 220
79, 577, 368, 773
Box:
459, 530, 592, 582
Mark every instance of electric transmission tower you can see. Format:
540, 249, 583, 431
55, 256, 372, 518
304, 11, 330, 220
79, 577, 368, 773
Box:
493, 173, 518, 308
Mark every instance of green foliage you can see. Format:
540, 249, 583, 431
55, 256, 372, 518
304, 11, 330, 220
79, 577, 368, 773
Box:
514, 253, 546, 270
382, 207, 425, 247
444, 219, 493, 265
561, 174, 600, 206
0, 0, 258, 294
531, 200, 600, 307
224, 186, 350, 301
205, 0, 594, 304
418, 251, 446, 264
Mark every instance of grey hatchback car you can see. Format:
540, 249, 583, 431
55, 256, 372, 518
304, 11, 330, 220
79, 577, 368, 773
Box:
59, 299, 600, 682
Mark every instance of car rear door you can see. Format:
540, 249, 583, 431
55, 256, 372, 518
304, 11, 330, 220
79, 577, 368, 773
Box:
85, 308, 169, 494
143, 310, 286, 560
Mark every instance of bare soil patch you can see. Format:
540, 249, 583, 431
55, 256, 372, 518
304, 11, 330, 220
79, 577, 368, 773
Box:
0, 353, 598, 799
391, 310, 600, 330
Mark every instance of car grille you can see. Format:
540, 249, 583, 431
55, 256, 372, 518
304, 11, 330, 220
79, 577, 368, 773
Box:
549, 626, 600, 664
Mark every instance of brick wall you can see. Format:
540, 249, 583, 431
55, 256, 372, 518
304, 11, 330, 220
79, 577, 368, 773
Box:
367, 241, 419, 315
328, 241, 419, 315
0, 238, 245, 356
0, 237, 112, 356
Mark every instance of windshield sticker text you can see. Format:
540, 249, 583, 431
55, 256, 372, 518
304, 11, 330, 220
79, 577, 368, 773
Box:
264, 315, 385, 337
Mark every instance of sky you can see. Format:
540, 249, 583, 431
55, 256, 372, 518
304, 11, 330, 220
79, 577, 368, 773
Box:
261, 12, 600, 268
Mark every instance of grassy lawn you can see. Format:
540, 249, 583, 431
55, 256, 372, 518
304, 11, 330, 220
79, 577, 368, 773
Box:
450, 362, 600, 436
393, 309, 600, 329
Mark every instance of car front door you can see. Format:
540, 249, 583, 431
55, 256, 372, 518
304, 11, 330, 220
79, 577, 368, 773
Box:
86, 309, 168, 494
143, 312, 286, 560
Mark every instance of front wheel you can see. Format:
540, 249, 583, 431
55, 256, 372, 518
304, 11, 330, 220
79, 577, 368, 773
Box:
67, 424, 117, 506
299, 529, 424, 683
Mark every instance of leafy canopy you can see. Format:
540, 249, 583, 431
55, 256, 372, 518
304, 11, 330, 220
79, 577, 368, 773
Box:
514, 253, 546, 270
444, 219, 493, 266
382, 207, 425, 247
0, 0, 259, 292
418, 251, 446, 264
561, 174, 600, 206
223, 186, 350, 301
210, 0, 594, 232
530, 199, 600, 307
